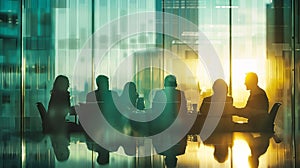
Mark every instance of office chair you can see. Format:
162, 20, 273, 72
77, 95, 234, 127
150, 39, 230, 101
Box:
269, 102, 282, 124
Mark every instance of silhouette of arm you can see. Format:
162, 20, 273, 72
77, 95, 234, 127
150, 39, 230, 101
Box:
237, 93, 268, 118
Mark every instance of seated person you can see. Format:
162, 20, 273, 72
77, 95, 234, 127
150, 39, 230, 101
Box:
118, 82, 139, 111
117, 81, 152, 136
86, 75, 124, 133
234, 72, 272, 132
151, 75, 188, 168
117, 81, 140, 135
47, 75, 71, 133
85, 75, 121, 164
193, 79, 235, 133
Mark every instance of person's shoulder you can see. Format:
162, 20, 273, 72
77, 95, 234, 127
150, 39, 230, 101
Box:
155, 89, 165, 94
86, 90, 96, 96
203, 96, 212, 102
177, 89, 185, 94
110, 90, 119, 97
226, 96, 233, 102
171, 88, 184, 95
152, 89, 166, 101
257, 87, 267, 96
86, 90, 98, 100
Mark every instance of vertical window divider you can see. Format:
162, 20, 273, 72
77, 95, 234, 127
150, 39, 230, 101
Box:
229, 0, 232, 96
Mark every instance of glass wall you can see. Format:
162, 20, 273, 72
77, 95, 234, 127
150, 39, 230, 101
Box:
1, 0, 300, 167
295, 0, 300, 166
0, 0, 22, 167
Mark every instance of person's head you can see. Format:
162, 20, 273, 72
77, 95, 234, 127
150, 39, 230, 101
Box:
244, 72, 258, 90
123, 82, 137, 94
164, 75, 177, 88
96, 75, 109, 91
212, 79, 228, 96
52, 75, 69, 92
122, 82, 138, 103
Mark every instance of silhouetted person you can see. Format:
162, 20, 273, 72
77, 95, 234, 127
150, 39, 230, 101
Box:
84, 75, 123, 164
235, 72, 271, 132
151, 75, 188, 168
119, 82, 139, 110
198, 79, 235, 132
86, 75, 110, 103
86, 75, 122, 131
47, 75, 71, 133
45, 75, 72, 162
117, 82, 145, 136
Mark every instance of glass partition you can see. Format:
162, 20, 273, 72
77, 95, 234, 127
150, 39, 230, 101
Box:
1, 0, 299, 167
295, 0, 300, 165
0, 0, 22, 167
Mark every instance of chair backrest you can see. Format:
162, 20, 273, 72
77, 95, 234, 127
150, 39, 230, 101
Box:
36, 102, 47, 121
269, 102, 281, 122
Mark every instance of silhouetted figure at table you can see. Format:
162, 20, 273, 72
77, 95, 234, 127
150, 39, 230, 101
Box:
86, 75, 124, 132
119, 82, 139, 110
199, 79, 235, 132
47, 75, 71, 133
86, 75, 111, 103
45, 75, 72, 162
151, 75, 188, 168
117, 81, 147, 136
85, 75, 121, 164
244, 133, 272, 168
190, 79, 235, 134
234, 72, 271, 132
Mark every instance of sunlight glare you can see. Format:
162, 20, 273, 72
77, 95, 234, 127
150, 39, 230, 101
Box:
232, 139, 251, 168
232, 59, 260, 107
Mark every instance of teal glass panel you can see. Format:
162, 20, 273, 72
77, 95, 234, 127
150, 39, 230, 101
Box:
0, 0, 299, 167
0, 0, 22, 167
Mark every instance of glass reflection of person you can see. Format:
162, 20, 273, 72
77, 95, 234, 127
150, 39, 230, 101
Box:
244, 133, 272, 168
50, 134, 70, 162
47, 75, 71, 133
203, 132, 233, 164
151, 75, 188, 168
234, 72, 271, 132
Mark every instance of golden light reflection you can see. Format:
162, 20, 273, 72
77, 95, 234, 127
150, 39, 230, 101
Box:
232, 138, 251, 168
